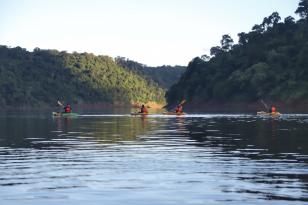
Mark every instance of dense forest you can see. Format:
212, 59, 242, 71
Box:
115, 57, 185, 89
166, 0, 308, 106
0, 46, 172, 106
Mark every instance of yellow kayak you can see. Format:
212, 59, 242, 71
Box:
257, 111, 281, 116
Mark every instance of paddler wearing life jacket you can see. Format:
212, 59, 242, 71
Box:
269, 105, 277, 114
64, 104, 72, 113
175, 104, 183, 113
139, 105, 148, 114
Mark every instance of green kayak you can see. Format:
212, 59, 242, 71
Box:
52, 112, 79, 117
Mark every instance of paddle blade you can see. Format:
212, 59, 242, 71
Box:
57, 100, 64, 107
180, 99, 186, 105
260, 99, 268, 110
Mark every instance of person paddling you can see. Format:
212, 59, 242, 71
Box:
175, 104, 183, 113
58, 101, 72, 113
64, 104, 72, 113
174, 99, 186, 114
139, 104, 148, 114
269, 105, 277, 114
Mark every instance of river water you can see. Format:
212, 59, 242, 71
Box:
0, 111, 308, 204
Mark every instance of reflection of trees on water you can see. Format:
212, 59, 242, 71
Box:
185, 117, 308, 156
0, 115, 162, 149
80, 117, 151, 143
183, 117, 308, 202
0, 117, 53, 148
53, 116, 162, 144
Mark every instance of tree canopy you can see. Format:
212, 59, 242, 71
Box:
295, 0, 308, 19
0, 46, 174, 106
166, 2, 308, 106
115, 57, 185, 89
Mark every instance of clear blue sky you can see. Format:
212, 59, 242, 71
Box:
0, 0, 300, 66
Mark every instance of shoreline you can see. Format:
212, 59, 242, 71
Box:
1, 101, 308, 113
0, 102, 166, 112
183, 101, 308, 113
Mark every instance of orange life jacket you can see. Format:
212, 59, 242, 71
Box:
271, 106, 276, 113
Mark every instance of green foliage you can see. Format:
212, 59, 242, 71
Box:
220, 34, 234, 52
114, 57, 185, 89
167, 4, 308, 105
296, 0, 308, 19
0, 46, 166, 106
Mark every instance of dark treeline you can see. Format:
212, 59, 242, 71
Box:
115, 57, 186, 89
0, 46, 168, 106
166, 0, 308, 106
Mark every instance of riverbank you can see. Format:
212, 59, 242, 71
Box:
1, 101, 308, 114
183, 101, 308, 113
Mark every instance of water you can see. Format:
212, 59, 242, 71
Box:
1, 111, 308, 204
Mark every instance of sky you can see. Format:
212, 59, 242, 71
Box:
0, 0, 300, 66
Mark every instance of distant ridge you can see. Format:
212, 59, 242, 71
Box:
115, 57, 185, 89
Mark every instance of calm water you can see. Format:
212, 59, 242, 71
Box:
1, 111, 308, 205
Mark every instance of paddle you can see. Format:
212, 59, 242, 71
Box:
171, 99, 186, 112
57, 100, 64, 107
162, 99, 187, 113
260, 99, 269, 111
179, 99, 186, 105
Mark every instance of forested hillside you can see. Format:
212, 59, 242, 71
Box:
0, 46, 166, 106
115, 57, 185, 89
166, 0, 308, 106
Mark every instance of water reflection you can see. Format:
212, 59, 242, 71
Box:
177, 116, 308, 202
0, 113, 308, 204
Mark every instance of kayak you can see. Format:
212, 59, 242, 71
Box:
131, 112, 148, 116
257, 111, 281, 117
52, 112, 79, 117
163, 112, 186, 115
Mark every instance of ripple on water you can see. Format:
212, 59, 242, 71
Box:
0, 114, 308, 204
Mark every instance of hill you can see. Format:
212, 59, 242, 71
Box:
0, 46, 166, 106
115, 57, 185, 89
166, 0, 308, 107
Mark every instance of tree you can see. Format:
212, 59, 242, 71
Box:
269, 12, 281, 25
210, 46, 223, 56
201, 54, 210, 62
261, 12, 281, 30
238, 32, 249, 45
220, 34, 234, 52
295, 0, 308, 19
252, 24, 264, 33
284, 16, 295, 25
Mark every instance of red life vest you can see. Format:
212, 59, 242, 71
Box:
141, 106, 148, 113
271, 106, 276, 113
65, 105, 71, 113
175, 105, 183, 113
